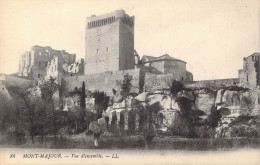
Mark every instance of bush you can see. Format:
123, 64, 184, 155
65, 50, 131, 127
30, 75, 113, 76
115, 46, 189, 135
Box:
229, 116, 260, 138
194, 126, 214, 139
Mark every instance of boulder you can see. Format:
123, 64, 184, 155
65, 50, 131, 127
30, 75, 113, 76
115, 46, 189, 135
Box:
147, 94, 172, 110
158, 110, 182, 130
135, 92, 149, 102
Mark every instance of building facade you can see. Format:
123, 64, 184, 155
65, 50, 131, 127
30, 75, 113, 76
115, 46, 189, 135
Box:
141, 54, 193, 81
85, 10, 135, 74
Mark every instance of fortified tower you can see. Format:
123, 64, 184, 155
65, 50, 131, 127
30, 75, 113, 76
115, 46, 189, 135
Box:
85, 10, 135, 74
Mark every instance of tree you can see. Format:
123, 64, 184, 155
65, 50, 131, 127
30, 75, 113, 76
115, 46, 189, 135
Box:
170, 80, 184, 97
34, 99, 52, 144
169, 80, 184, 109
7, 86, 38, 144
92, 91, 109, 118
59, 78, 67, 109
80, 81, 86, 109
79, 81, 86, 129
120, 74, 133, 134
142, 108, 156, 149
1, 87, 26, 144
39, 77, 59, 141
121, 73, 133, 99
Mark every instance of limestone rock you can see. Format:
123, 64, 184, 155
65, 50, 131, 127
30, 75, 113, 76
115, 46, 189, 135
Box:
158, 110, 182, 130
182, 90, 195, 100
195, 91, 215, 115
147, 94, 172, 110
86, 97, 95, 110
215, 89, 224, 106
222, 90, 240, 106
240, 90, 258, 115
135, 92, 149, 102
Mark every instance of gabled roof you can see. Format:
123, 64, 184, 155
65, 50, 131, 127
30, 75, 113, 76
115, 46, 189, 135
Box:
245, 52, 260, 58
243, 52, 260, 61
142, 54, 186, 63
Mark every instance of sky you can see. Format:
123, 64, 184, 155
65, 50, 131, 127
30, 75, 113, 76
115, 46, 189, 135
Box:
0, 0, 259, 80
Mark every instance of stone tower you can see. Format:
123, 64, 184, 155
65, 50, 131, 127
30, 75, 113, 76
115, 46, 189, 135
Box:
85, 10, 135, 74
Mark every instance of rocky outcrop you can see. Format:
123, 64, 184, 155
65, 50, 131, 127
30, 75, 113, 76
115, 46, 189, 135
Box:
194, 89, 215, 115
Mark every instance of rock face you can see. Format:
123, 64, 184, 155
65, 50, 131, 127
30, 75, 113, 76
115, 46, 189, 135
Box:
222, 90, 240, 107
194, 89, 215, 115
158, 110, 182, 131
61, 83, 259, 136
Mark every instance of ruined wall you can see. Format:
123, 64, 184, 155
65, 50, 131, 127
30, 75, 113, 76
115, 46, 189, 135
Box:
64, 68, 141, 96
68, 59, 85, 76
18, 45, 76, 81
46, 56, 59, 81
239, 54, 260, 88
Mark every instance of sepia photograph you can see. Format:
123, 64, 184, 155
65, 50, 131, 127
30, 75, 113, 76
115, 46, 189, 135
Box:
0, 0, 259, 164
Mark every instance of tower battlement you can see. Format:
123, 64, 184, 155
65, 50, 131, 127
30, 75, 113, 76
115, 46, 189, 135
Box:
87, 10, 134, 29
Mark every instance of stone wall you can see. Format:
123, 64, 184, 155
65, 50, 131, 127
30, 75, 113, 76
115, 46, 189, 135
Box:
184, 78, 240, 89
144, 73, 178, 92
64, 68, 141, 96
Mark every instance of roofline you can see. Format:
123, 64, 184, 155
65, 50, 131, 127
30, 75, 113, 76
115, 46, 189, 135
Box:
244, 52, 260, 59
143, 58, 186, 64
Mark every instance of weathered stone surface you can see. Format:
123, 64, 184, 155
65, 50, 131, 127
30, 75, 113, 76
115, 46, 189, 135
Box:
158, 110, 182, 131
222, 90, 240, 106
240, 90, 258, 115
135, 92, 149, 102
147, 94, 172, 110
195, 91, 215, 115
215, 89, 224, 106
64, 69, 141, 96
86, 97, 95, 110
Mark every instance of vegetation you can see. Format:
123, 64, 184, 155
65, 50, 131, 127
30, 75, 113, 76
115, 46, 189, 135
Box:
92, 91, 110, 118
121, 73, 133, 99
1, 76, 259, 150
